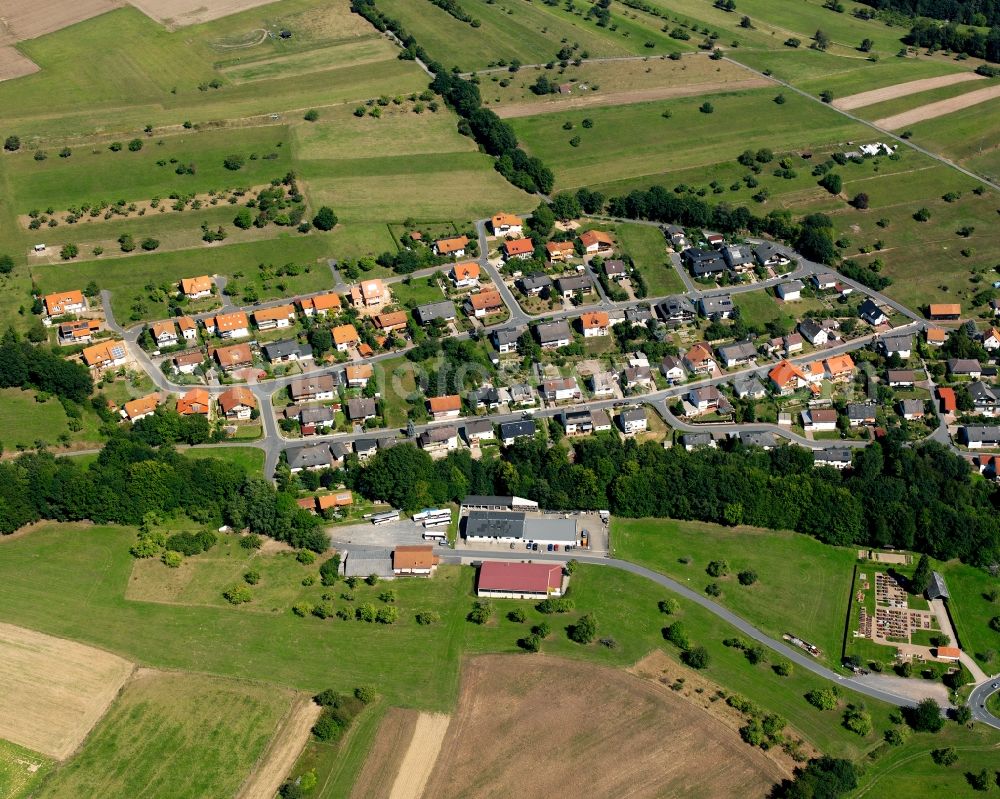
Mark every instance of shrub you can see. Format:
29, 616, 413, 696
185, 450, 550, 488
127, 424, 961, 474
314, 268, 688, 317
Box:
304, 109, 320, 122
355, 685, 377, 704
297, 550, 316, 565
3, 135, 20, 151
664, 622, 689, 649
128, 138, 143, 151
60, 244, 79, 260
658, 598, 680, 614
166, 530, 216, 556
913, 207, 931, 222
313, 206, 338, 230
375, 606, 398, 624
905, 698, 944, 732
223, 584, 252, 604
140, 237, 159, 251
364, 573, 379, 586
706, 560, 729, 577
356, 603, 376, 622
519, 633, 541, 652
931, 746, 958, 766
162, 550, 183, 568
705, 583, 721, 597
772, 660, 792, 676
536, 597, 574, 613
467, 600, 493, 624
223, 154, 246, 171
415, 610, 440, 625
244, 569, 261, 585
240, 534, 262, 550
378, 589, 397, 603
568, 613, 597, 644
805, 687, 840, 710
843, 704, 873, 736
508, 608, 527, 623
319, 555, 341, 586
682, 646, 710, 669
699, 102, 714, 114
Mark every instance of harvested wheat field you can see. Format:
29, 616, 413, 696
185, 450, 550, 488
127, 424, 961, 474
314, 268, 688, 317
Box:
0, 45, 38, 81
875, 83, 1000, 130
0, 622, 133, 759
388, 713, 450, 799
237, 696, 322, 799
349, 708, 420, 799
128, 0, 284, 28
421, 655, 785, 799
0, 0, 120, 44
833, 72, 984, 111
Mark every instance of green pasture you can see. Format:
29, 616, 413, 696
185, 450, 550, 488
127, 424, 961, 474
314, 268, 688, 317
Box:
937, 561, 1000, 672
182, 445, 265, 478
610, 222, 685, 295
0, 388, 104, 451
0, 738, 51, 799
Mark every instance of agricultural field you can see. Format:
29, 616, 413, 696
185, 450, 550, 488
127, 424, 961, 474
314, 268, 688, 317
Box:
0, 738, 51, 799
906, 99, 1000, 183
35, 670, 295, 799
422, 655, 785, 798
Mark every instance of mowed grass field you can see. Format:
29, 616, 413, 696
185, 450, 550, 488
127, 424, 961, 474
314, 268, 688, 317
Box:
182, 445, 266, 477
609, 222, 685, 295
510, 88, 870, 191
613, 517, 857, 667
35, 670, 294, 799
906, 99, 1000, 182
937, 561, 1000, 673
0, 738, 51, 799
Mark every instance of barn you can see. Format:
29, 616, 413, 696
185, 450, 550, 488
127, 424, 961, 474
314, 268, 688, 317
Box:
476, 561, 566, 599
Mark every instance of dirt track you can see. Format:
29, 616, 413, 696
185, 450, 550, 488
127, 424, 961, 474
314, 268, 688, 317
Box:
388, 713, 450, 799
494, 79, 773, 118
237, 696, 321, 799
0, 622, 134, 759
833, 72, 984, 111
421, 654, 785, 798
349, 708, 419, 799
875, 83, 1000, 129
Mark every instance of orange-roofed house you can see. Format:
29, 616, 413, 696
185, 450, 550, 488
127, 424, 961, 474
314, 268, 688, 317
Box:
465, 290, 503, 319
43, 290, 86, 318
579, 229, 614, 255
82, 340, 128, 370
346, 363, 373, 387
252, 304, 295, 331
451, 261, 481, 288
121, 392, 160, 422
579, 311, 610, 338
926, 328, 947, 347
317, 492, 353, 513
374, 311, 408, 332
218, 387, 256, 420
503, 238, 535, 262
212, 342, 253, 372
824, 354, 855, 383
433, 235, 469, 258
769, 360, 809, 395
57, 319, 101, 345
177, 316, 198, 341
205, 311, 250, 339
298, 292, 342, 317
358, 342, 374, 358
983, 327, 1000, 351
179, 275, 214, 299
938, 386, 957, 413
332, 324, 360, 352
428, 394, 462, 420
150, 320, 178, 348
546, 240, 575, 262
393, 545, 440, 576
929, 303, 961, 321
491, 212, 523, 236
683, 343, 716, 375
177, 388, 210, 417
349, 279, 387, 310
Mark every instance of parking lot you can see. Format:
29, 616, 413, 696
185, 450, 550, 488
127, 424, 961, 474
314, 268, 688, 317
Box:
328, 518, 432, 549
453, 510, 610, 556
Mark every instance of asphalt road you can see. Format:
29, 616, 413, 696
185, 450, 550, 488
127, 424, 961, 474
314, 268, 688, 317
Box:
968, 680, 1000, 728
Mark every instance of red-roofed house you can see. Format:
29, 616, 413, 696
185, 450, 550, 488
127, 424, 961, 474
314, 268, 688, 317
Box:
579, 311, 610, 338
579, 229, 614, 254
938, 387, 957, 413
392, 545, 440, 576
476, 561, 565, 599
433, 236, 469, 258
491, 212, 523, 236
465, 290, 503, 318
546, 240, 575, 262
427, 394, 462, 420
451, 261, 481, 288
503, 238, 535, 261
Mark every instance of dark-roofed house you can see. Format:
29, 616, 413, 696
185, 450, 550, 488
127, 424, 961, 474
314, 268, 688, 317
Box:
847, 402, 877, 427
347, 396, 377, 421
948, 358, 982, 378
418, 425, 459, 455
733, 375, 766, 399
879, 335, 912, 359
499, 420, 536, 446
561, 409, 593, 435
354, 438, 378, 460
492, 327, 520, 354
798, 318, 828, 346
535, 320, 573, 350
699, 294, 734, 319
625, 306, 653, 327
263, 339, 312, 363
476, 561, 565, 599
682, 432, 716, 450
776, 280, 803, 301
604, 259, 627, 281
290, 374, 336, 402
813, 448, 852, 469
716, 340, 757, 368
661, 355, 686, 382
655, 296, 696, 326
683, 248, 726, 278
688, 385, 721, 413
554, 275, 594, 300
802, 408, 838, 432
286, 443, 331, 472
469, 386, 501, 411
300, 406, 334, 429
739, 431, 777, 450
960, 426, 1000, 449
414, 300, 457, 325
887, 369, 915, 387
968, 381, 1000, 415
619, 407, 647, 435
898, 398, 925, 420
754, 242, 790, 267
464, 418, 495, 445
721, 244, 754, 274
859, 299, 888, 326
517, 272, 553, 296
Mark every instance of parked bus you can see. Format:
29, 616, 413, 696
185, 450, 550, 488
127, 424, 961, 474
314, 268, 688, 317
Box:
423, 511, 451, 528
371, 510, 400, 525
412, 508, 442, 522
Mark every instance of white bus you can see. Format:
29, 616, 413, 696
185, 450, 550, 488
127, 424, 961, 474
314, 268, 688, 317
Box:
412, 508, 442, 522
371, 510, 400, 525
422, 511, 451, 528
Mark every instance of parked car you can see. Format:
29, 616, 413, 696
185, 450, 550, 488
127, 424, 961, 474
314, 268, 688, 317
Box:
547, 543, 553, 552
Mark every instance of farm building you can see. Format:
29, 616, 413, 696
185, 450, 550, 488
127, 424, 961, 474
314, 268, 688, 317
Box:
476, 561, 566, 600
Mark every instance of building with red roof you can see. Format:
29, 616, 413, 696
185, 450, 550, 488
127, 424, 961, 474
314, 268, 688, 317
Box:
938, 386, 957, 413
476, 561, 565, 599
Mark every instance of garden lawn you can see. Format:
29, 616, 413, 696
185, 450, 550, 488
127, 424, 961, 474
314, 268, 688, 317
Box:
182, 446, 265, 478
35, 671, 293, 799
390, 275, 447, 308
612, 222, 684, 296
612, 517, 857, 668
376, 356, 419, 428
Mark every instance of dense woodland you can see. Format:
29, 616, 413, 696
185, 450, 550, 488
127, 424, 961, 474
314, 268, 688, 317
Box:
907, 18, 1000, 60
351, 433, 999, 565
863, 0, 1000, 26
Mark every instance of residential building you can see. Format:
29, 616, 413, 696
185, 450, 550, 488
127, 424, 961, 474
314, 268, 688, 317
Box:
347, 396, 377, 422
545, 240, 575, 262
535, 320, 573, 349
291, 374, 336, 402
704, 233, 724, 248
656, 295, 697, 326
150, 320, 178, 348
899, 398, 925, 420
560, 409, 594, 435
938, 387, 957, 413
212, 343, 253, 372
753, 242, 790, 267
121, 393, 160, 422
665, 225, 687, 250
491, 212, 523, 236
541, 377, 581, 403
887, 369, 915, 387
812, 273, 838, 291
579, 311, 610, 337
929, 303, 961, 321
492, 327, 520, 354
463, 418, 495, 445
509, 383, 535, 406
349, 278, 387, 309
784, 333, 804, 353
604, 259, 627, 281
393, 546, 440, 577
813, 449, 852, 470
57, 319, 100, 345
847, 402, 877, 427
177, 388, 210, 417
218, 387, 256, 420
418, 425, 459, 454
476, 561, 565, 599
82, 340, 128, 370
450, 261, 481, 288
466, 290, 504, 318
859, 299, 888, 327
721, 244, 754, 274
414, 300, 457, 325
683, 343, 716, 374
433, 235, 469, 258
554, 275, 594, 300
625, 306, 653, 327
588, 371, 617, 397
469, 386, 501, 410
503, 238, 534, 261
300, 406, 334, 430
172, 351, 203, 375
591, 409, 612, 432
354, 439, 377, 460
262, 339, 312, 363
205, 311, 250, 339
517, 273, 552, 296
623, 365, 653, 391
252, 304, 295, 330
619, 407, 647, 435
733, 375, 766, 399
683, 248, 726, 278
660, 355, 686, 382
579, 229, 613, 254
178, 316, 197, 341
802, 408, 837, 432
332, 324, 360, 352
948, 358, 982, 378
287, 443, 332, 472
738, 431, 777, 450
769, 359, 809, 394
716, 340, 757, 368
298, 292, 342, 317
682, 432, 716, 450
798, 319, 828, 346
983, 328, 1000, 351
879, 335, 912, 360
179, 275, 213, 299
499, 420, 536, 446
688, 385, 721, 413
968, 381, 1000, 416
699, 294, 734, 319
824, 353, 855, 382
776, 280, 803, 301
43, 289, 86, 318
428, 394, 462, 420
960, 426, 1000, 449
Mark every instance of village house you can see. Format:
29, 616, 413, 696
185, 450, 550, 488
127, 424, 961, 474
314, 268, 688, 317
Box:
769, 359, 808, 395
205, 311, 250, 339
847, 402, 877, 427
683, 248, 726, 278
813, 449, 852, 470
753, 242, 790, 267
354, 439, 378, 461
491, 212, 523, 237
887, 369, 915, 387
218, 387, 256, 420
738, 431, 777, 450
290, 374, 336, 402
937, 387, 957, 414
983, 327, 1000, 351
619, 407, 648, 435
802, 408, 838, 432
466, 290, 504, 318
508, 383, 535, 407
418, 425, 459, 455
349, 278, 387, 310
503, 238, 535, 262
688, 385, 721, 413
43, 289, 87, 319
172, 351, 203, 375
393, 546, 440, 577
603, 259, 627, 281
433, 235, 469, 258
776, 280, 803, 302
414, 300, 457, 325
682, 432, 716, 451
82, 340, 128, 370
623, 365, 653, 391
968, 381, 1000, 416
499, 420, 536, 446
347, 396, 377, 422
859, 299, 888, 327
683, 343, 716, 374
542, 377, 581, 403
372, 311, 408, 334
178, 316, 197, 341
535, 320, 573, 350
262, 339, 312, 364
300, 406, 335, 434
948, 358, 982, 378
929, 303, 961, 321
656, 296, 696, 326
579, 310, 610, 337
428, 394, 462, 420
58, 319, 101, 345
625, 306, 653, 327
579, 229, 614, 255
450, 261, 481, 288
960, 426, 1000, 449
121, 393, 160, 423
177, 388, 210, 417
699, 294, 734, 320
252, 304, 295, 331
665, 225, 687, 250
721, 244, 754, 275
899, 398, 925, 420
733, 375, 766, 399
798, 319, 828, 346
332, 324, 360, 352
287, 443, 332, 473
517, 272, 553, 297
879, 335, 913, 360
212, 342, 253, 372
492, 327, 520, 354
554, 275, 594, 301
824, 353, 855, 382
589, 371, 617, 397
716, 340, 757, 369
179, 275, 213, 299
298, 292, 342, 317
545, 240, 576, 263
812, 273, 838, 291
784, 332, 804, 353
346, 363, 373, 388
660, 355, 686, 382
704, 233, 724, 248
463, 418, 495, 446
149, 320, 178, 348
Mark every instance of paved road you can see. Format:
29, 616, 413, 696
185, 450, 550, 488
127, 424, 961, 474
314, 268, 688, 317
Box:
968, 680, 1000, 728
475, 219, 530, 326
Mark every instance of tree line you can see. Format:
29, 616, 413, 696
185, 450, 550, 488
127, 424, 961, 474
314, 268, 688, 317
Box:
0, 330, 94, 405
860, 0, 1000, 27
907, 18, 1000, 61
347, 432, 999, 565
